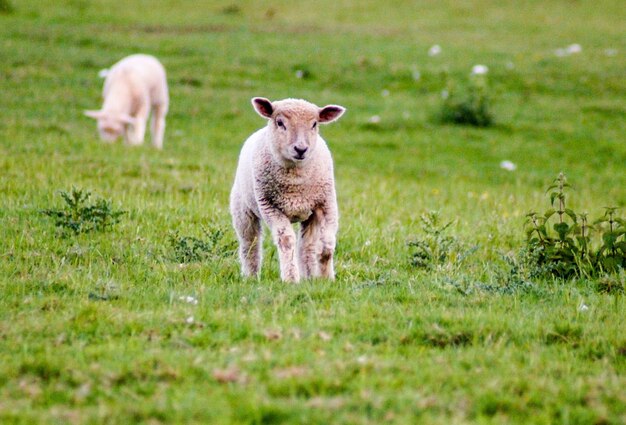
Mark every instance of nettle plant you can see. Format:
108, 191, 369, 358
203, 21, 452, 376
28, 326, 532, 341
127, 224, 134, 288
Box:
525, 173, 626, 279
42, 188, 126, 236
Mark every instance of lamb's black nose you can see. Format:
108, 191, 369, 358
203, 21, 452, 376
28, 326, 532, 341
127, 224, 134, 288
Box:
294, 146, 308, 157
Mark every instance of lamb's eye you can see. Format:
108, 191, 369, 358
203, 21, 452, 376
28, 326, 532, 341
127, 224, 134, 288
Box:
311, 121, 317, 129
276, 119, 286, 130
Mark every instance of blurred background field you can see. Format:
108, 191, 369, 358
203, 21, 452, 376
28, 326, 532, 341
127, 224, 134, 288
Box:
0, 1, 624, 423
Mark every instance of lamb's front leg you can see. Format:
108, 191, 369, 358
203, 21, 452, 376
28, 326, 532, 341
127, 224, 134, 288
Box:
126, 102, 149, 146
299, 212, 322, 279
266, 214, 299, 283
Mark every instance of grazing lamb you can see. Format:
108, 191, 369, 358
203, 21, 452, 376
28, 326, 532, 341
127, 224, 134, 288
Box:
84, 54, 169, 149
230, 97, 346, 283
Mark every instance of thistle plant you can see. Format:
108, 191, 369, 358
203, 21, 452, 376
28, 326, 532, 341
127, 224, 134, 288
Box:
42, 188, 125, 236
408, 211, 479, 272
408, 211, 456, 269
168, 226, 234, 263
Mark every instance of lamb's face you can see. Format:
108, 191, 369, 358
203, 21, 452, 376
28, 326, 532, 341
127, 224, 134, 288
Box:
271, 107, 319, 163
96, 116, 125, 142
84, 110, 135, 143
252, 97, 346, 166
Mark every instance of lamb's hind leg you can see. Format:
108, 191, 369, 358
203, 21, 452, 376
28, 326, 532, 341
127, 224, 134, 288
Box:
318, 207, 338, 280
150, 103, 167, 150
233, 209, 262, 278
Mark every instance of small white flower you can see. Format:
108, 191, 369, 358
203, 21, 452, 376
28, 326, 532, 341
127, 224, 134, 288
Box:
185, 316, 195, 324
578, 301, 589, 312
566, 43, 582, 54
500, 160, 517, 171
97, 68, 109, 78
555, 44, 582, 57
179, 295, 198, 305
364, 240, 371, 246
412, 70, 421, 81
368, 115, 381, 124
428, 44, 441, 56
441, 89, 449, 99
295, 70, 304, 79
357, 355, 368, 365
381, 89, 390, 97
471, 64, 489, 75
604, 48, 617, 57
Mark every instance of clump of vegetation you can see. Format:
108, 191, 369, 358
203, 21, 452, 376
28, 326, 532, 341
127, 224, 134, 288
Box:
475, 250, 540, 294
409, 211, 456, 269
220, 4, 241, 15
0, 0, 14, 14
169, 226, 233, 263
438, 73, 494, 127
595, 207, 626, 272
42, 188, 126, 236
408, 211, 477, 270
596, 271, 625, 294
178, 76, 203, 87
88, 279, 120, 301
525, 173, 625, 279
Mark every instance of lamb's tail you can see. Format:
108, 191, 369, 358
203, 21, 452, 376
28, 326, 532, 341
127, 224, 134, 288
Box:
97, 68, 109, 78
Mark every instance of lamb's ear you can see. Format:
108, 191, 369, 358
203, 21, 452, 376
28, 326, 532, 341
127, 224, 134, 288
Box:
318, 105, 346, 124
84, 110, 105, 120
251, 97, 273, 119
118, 114, 137, 125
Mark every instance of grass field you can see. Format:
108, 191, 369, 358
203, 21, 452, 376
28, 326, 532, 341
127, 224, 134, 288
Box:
1, 0, 625, 423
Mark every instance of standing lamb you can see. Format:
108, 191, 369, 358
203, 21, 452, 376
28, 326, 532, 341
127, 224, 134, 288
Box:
230, 97, 346, 283
84, 54, 169, 149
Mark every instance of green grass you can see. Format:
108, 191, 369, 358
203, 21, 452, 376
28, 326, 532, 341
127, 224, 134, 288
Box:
1, 0, 625, 423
